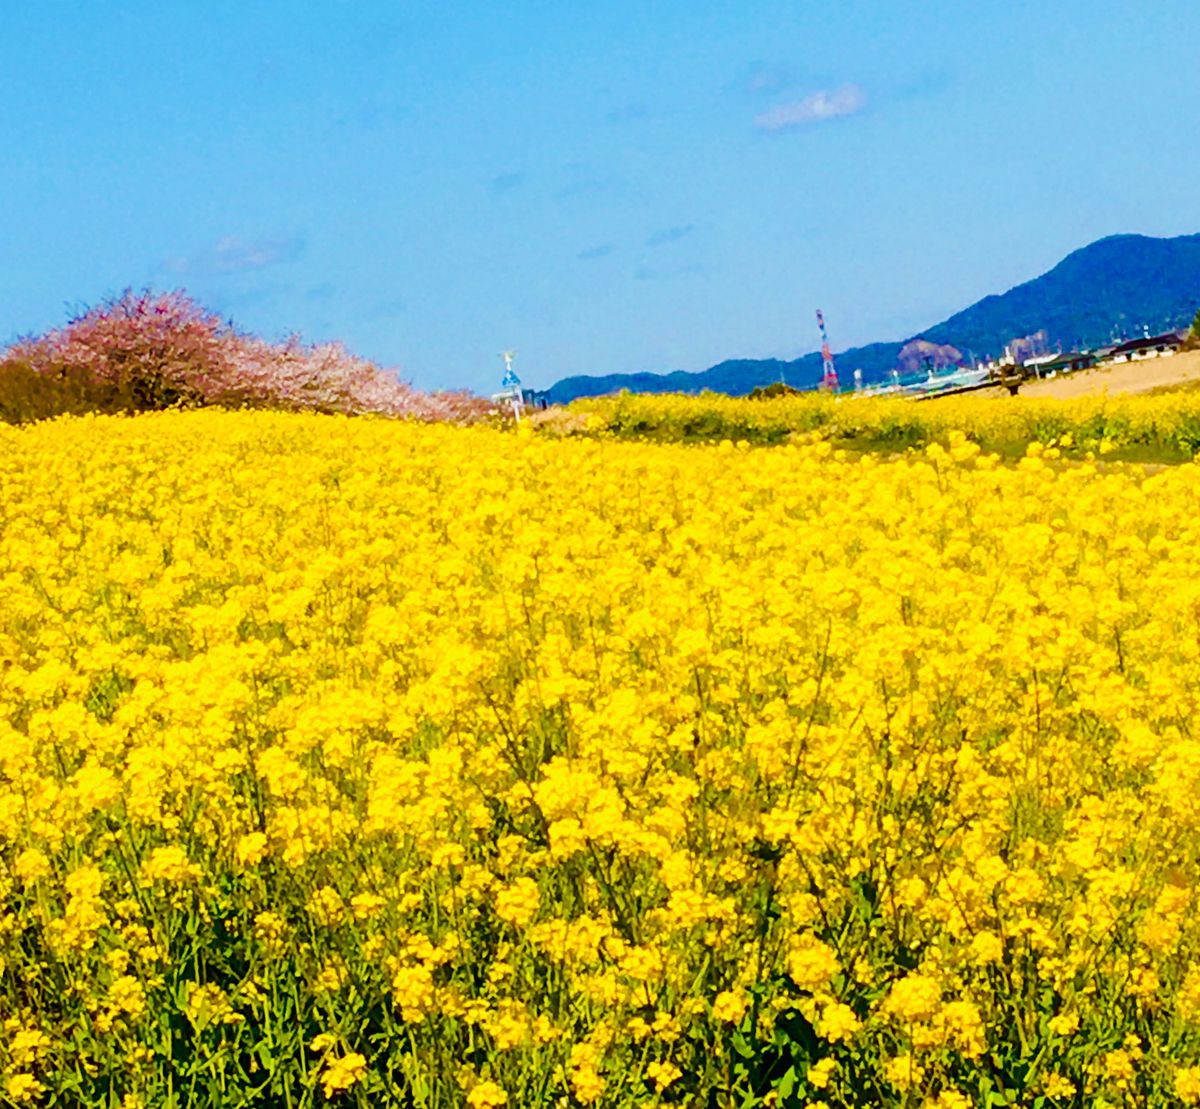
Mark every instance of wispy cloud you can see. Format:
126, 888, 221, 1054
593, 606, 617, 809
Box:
167, 234, 304, 275
578, 244, 614, 261
895, 67, 955, 101
556, 178, 613, 201
605, 102, 649, 125
754, 84, 867, 131
206, 284, 292, 315
368, 297, 407, 320
633, 262, 703, 282
556, 162, 628, 202
489, 172, 526, 195
331, 101, 408, 131
646, 225, 694, 248
742, 62, 793, 95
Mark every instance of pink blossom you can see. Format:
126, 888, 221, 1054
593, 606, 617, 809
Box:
3, 289, 495, 422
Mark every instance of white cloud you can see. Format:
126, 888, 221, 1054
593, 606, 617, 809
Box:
754, 84, 867, 131
167, 234, 304, 275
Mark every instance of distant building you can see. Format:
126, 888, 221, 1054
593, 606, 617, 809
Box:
1022, 353, 1058, 376
1024, 351, 1095, 376
1104, 331, 1186, 363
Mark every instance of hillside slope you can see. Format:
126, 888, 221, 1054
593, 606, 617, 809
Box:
922, 233, 1200, 354
545, 233, 1200, 404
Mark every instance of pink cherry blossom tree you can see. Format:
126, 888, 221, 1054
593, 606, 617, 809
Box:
1, 289, 495, 423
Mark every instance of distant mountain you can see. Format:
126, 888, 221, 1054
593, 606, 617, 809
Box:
544, 233, 1200, 404
920, 234, 1200, 354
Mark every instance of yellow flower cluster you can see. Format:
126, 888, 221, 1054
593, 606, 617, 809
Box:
2, 409, 1200, 1105
566, 387, 1200, 460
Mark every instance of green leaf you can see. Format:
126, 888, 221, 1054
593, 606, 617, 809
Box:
731, 1030, 755, 1059
255, 1040, 276, 1071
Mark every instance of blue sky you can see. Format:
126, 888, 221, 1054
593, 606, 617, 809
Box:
2, 1, 1198, 393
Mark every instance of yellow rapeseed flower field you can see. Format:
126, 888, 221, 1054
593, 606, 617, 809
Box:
565, 389, 1200, 460
3, 409, 1200, 1107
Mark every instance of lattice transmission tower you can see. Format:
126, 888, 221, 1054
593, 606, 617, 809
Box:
816, 309, 839, 392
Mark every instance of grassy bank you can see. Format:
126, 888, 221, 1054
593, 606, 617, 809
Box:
551, 390, 1200, 462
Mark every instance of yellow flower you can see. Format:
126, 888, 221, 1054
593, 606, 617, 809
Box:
234, 831, 268, 867
142, 845, 200, 883
1102, 1049, 1135, 1085
321, 1052, 367, 1098
570, 1064, 605, 1105
466, 1081, 509, 1108
6, 1028, 51, 1067
495, 877, 540, 928
313, 961, 347, 994
807, 1058, 836, 1089
184, 983, 239, 1029
786, 935, 840, 992
350, 892, 386, 919
108, 975, 147, 1018
1179, 966, 1200, 1021
253, 910, 286, 949
1048, 1011, 1079, 1036
4, 1074, 44, 1103
391, 963, 435, 1022
968, 930, 1004, 964
884, 1054, 924, 1091
711, 989, 748, 1023
1176, 1066, 1200, 1105
308, 886, 345, 926
816, 1001, 860, 1042
64, 864, 105, 901
925, 1092, 971, 1109
1042, 1074, 1076, 1098
13, 849, 51, 883
646, 1060, 682, 1090
940, 1000, 986, 1058
883, 973, 942, 1022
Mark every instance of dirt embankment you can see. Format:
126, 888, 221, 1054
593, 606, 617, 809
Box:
1016, 349, 1200, 399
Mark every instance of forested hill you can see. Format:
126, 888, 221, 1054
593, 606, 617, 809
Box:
544, 233, 1200, 404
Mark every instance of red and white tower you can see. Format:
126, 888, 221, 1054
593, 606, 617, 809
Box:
816, 309, 839, 392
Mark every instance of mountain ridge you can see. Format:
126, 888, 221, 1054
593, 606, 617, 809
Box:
544, 233, 1200, 404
